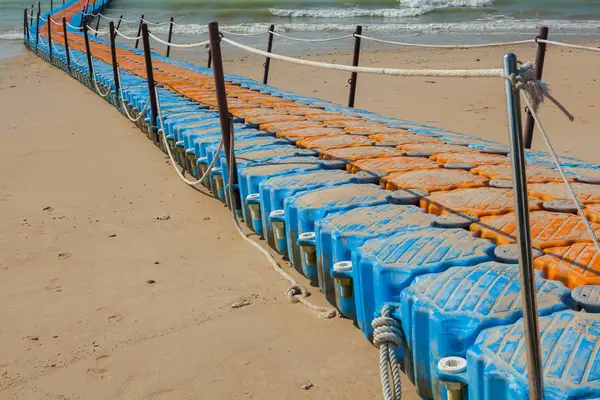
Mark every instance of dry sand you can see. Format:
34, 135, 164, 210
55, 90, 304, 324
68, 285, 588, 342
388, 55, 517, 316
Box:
1, 39, 599, 399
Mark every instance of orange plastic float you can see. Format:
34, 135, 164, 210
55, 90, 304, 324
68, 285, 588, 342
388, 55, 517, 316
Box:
431, 152, 510, 166
369, 133, 444, 145
398, 143, 479, 155
472, 211, 600, 249
585, 204, 600, 223
534, 243, 600, 289
346, 156, 440, 174
244, 114, 307, 126
276, 127, 346, 139
421, 187, 542, 217
323, 120, 393, 130
259, 121, 324, 133
296, 135, 374, 150
320, 146, 403, 162
528, 183, 600, 204
382, 169, 488, 192
471, 164, 576, 183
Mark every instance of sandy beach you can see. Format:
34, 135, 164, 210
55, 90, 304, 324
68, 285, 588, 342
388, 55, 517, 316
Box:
1, 38, 599, 399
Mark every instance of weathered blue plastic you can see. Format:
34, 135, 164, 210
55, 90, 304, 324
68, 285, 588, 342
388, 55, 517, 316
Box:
282, 184, 392, 282
314, 205, 437, 312
465, 310, 600, 399
238, 158, 325, 234
353, 229, 495, 339
401, 262, 572, 399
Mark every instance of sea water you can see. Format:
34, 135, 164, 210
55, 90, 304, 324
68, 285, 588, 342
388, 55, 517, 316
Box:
2, 0, 600, 57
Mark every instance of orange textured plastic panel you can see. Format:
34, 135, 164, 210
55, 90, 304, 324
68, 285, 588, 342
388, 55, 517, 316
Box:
471, 164, 576, 183
347, 156, 440, 174
528, 183, 600, 204
324, 120, 391, 130
230, 109, 284, 119
535, 243, 600, 289
382, 169, 488, 192
305, 115, 361, 122
321, 146, 403, 161
585, 204, 600, 223
276, 127, 346, 139
296, 135, 374, 150
244, 114, 306, 125
346, 127, 413, 135
398, 143, 479, 154
421, 188, 542, 217
472, 211, 600, 249
369, 133, 444, 145
432, 152, 510, 166
259, 121, 323, 132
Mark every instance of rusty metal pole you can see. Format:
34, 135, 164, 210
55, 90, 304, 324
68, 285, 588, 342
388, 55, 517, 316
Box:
134, 14, 144, 49
141, 24, 159, 145
62, 17, 71, 73
115, 15, 123, 31
24, 9, 29, 42
165, 17, 174, 57
109, 21, 120, 104
83, 23, 94, 86
207, 49, 212, 68
35, 12, 40, 51
208, 21, 241, 212
523, 26, 549, 149
348, 25, 362, 108
94, 9, 101, 37
47, 14, 53, 61
262, 24, 275, 85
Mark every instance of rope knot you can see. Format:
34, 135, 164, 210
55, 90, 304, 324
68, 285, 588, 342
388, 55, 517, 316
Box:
372, 306, 403, 348
511, 62, 574, 121
285, 284, 308, 303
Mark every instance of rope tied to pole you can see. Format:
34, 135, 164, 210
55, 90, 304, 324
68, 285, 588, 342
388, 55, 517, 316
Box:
372, 305, 403, 400
268, 30, 353, 42
509, 64, 600, 253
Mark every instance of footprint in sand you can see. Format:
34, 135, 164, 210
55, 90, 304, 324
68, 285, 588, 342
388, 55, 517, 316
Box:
107, 313, 124, 324
87, 355, 112, 380
44, 279, 63, 293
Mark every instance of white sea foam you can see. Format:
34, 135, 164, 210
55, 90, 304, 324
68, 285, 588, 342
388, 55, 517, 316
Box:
0, 30, 24, 40
269, 7, 431, 18
399, 0, 494, 8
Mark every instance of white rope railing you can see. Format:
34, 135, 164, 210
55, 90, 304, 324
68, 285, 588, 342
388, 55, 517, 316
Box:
220, 29, 266, 37
86, 24, 109, 36
148, 32, 209, 48
39, 15, 47, 22
49, 17, 61, 25
66, 22, 83, 30
537, 39, 600, 53
69, 49, 89, 67
222, 37, 504, 78
268, 30, 353, 43
356, 34, 535, 49
113, 28, 141, 41
117, 68, 151, 122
